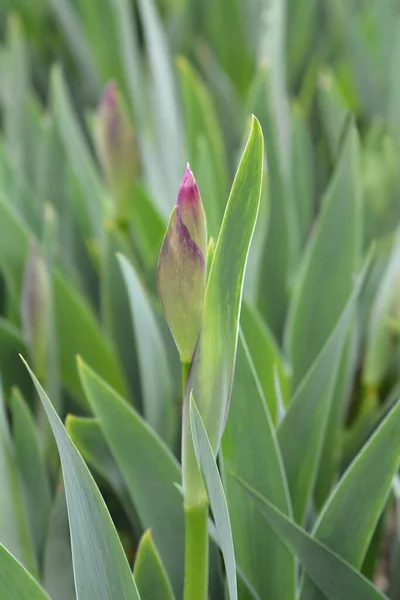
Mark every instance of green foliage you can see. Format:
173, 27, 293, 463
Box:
0, 1, 400, 599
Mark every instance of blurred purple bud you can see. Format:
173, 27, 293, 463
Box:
21, 241, 50, 380
95, 81, 137, 220
177, 164, 207, 257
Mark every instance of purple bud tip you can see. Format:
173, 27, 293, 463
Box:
177, 164, 200, 209
99, 81, 118, 113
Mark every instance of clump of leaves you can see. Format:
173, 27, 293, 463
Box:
1, 1, 400, 599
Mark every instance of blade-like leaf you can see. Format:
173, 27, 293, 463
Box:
286, 118, 362, 387
0, 543, 50, 600
300, 397, 400, 600
177, 56, 228, 237
190, 396, 237, 600
133, 531, 174, 600
23, 359, 141, 600
67, 415, 139, 530
182, 116, 263, 504
136, 0, 184, 206
42, 483, 75, 600
250, 66, 295, 339
51, 66, 108, 241
11, 389, 51, 563
221, 334, 295, 600
236, 477, 389, 600
78, 359, 184, 597
240, 301, 290, 422
53, 270, 128, 406
278, 257, 368, 523
0, 383, 36, 575
47, 0, 100, 93
118, 254, 175, 446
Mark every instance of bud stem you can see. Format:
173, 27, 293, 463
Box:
182, 362, 209, 600
183, 501, 209, 600
181, 361, 191, 396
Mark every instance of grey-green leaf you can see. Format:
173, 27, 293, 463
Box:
0, 543, 50, 600
221, 334, 295, 600
11, 388, 51, 564
236, 477, 389, 600
0, 382, 37, 575
285, 118, 362, 388
78, 359, 184, 597
240, 301, 290, 423
42, 482, 75, 600
278, 258, 368, 523
118, 254, 175, 446
190, 396, 237, 600
300, 397, 400, 600
133, 530, 175, 600
23, 359, 141, 600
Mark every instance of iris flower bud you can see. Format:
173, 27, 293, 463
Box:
95, 81, 137, 221
157, 165, 207, 364
21, 241, 50, 380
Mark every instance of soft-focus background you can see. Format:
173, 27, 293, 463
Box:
1, 0, 400, 598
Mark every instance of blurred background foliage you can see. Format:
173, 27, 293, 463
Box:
1, 0, 400, 597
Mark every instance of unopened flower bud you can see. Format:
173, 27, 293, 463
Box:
157, 165, 207, 364
21, 241, 50, 380
95, 81, 137, 221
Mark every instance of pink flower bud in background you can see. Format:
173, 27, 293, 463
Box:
95, 81, 137, 222
157, 165, 207, 364
21, 241, 50, 381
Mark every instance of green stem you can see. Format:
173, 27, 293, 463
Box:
182, 361, 191, 397
181, 361, 209, 599
183, 502, 209, 600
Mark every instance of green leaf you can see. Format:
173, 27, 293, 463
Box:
202, 0, 254, 94
240, 301, 290, 423
258, 0, 290, 169
0, 195, 127, 408
129, 183, 165, 267
286, 118, 362, 388
53, 269, 128, 406
42, 483, 75, 600
3, 15, 29, 191
51, 66, 108, 242
177, 56, 228, 237
189, 396, 237, 600
221, 334, 295, 600
136, 0, 184, 206
182, 116, 263, 504
0, 383, 37, 575
101, 229, 140, 405
0, 194, 30, 306
11, 389, 51, 563
250, 66, 295, 339
133, 530, 175, 600
278, 258, 368, 523
0, 543, 50, 600
47, 0, 100, 93
119, 254, 176, 446
236, 477, 388, 600
78, 359, 184, 597
290, 104, 314, 247
317, 70, 349, 160
67, 415, 138, 529
75, 0, 124, 85
23, 359, 141, 600
314, 327, 358, 508
0, 319, 28, 395
299, 397, 400, 600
